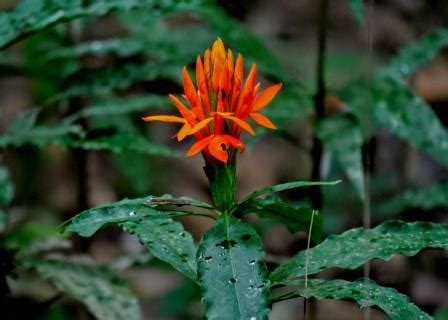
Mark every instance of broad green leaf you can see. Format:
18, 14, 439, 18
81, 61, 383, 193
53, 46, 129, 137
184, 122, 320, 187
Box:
63, 95, 169, 124
381, 28, 448, 79
377, 183, 448, 215
0, 165, 14, 206
316, 115, 365, 201
236, 197, 323, 242
197, 214, 270, 320
65, 61, 180, 97
241, 180, 340, 203
71, 132, 182, 158
270, 220, 448, 283
0, 0, 150, 49
275, 279, 431, 320
62, 196, 185, 237
372, 77, 448, 167
349, 0, 364, 24
343, 76, 448, 168
122, 216, 197, 281
28, 259, 142, 320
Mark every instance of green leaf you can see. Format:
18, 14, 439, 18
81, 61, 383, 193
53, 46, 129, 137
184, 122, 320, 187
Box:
65, 61, 180, 97
377, 183, 448, 215
343, 76, 448, 168
122, 216, 197, 281
372, 77, 448, 167
241, 180, 340, 203
316, 115, 365, 201
0, 0, 151, 49
28, 259, 142, 320
71, 132, 182, 158
0, 165, 14, 206
275, 279, 431, 320
62, 195, 206, 280
197, 214, 270, 320
237, 197, 323, 242
63, 95, 170, 124
0, 116, 84, 148
349, 0, 364, 24
381, 28, 448, 79
62, 196, 181, 237
270, 220, 448, 283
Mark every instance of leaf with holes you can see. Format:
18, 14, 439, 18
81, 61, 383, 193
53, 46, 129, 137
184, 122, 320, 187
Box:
316, 115, 365, 201
270, 221, 448, 283
122, 217, 197, 281
28, 259, 142, 320
197, 214, 270, 320
62, 195, 207, 237
381, 28, 448, 79
274, 279, 431, 320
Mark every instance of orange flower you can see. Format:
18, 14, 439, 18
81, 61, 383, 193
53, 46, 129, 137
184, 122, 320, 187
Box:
143, 38, 282, 163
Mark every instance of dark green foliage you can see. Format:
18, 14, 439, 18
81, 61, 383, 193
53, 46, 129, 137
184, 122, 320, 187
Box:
28, 259, 142, 320
123, 217, 197, 281
275, 279, 431, 320
197, 214, 270, 320
271, 221, 448, 282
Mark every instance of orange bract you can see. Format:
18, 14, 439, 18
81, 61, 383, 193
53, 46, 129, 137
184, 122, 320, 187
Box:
143, 38, 282, 163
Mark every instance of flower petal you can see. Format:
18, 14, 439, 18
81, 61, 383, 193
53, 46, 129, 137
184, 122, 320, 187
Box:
222, 135, 245, 153
221, 114, 256, 135
188, 117, 213, 135
208, 135, 229, 163
142, 115, 186, 123
196, 56, 210, 112
250, 112, 277, 129
177, 123, 192, 141
169, 94, 196, 124
252, 83, 282, 111
186, 135, 214, 157
182, 67, 199, 108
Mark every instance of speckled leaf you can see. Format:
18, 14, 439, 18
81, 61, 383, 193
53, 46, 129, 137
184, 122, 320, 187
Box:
63, 195, 205, 237
270, 221, 448, 283
29, 259, 142, 320
236, 197, 323, 242
0, 0, 150, 49
122, 217, 197, 281
381, 28, 448, 79
316, 115, 365, 201
349, 0, 364, 24
197, 214, 270, 320
241, 180, 340, 202
276, 279, 431, 320
377, 183, 448, 215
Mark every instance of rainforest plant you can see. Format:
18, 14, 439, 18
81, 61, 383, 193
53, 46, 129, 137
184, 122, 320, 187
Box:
1, 1, 448, 320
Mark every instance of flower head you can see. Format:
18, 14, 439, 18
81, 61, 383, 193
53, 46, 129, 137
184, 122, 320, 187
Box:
143, 38, 282, 163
